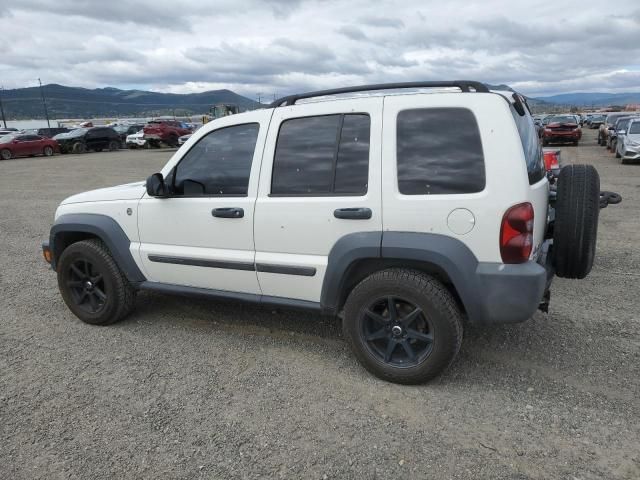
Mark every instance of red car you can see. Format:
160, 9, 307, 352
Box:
0, 133, 59, 160
143, 120, 191, 147
542, 115, 582, 146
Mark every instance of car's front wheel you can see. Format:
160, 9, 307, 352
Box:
57, 239, 136, 325
343, 269, 463, 384
0, 148, 11, 160
43, 145, 54, 156
109, 140, 119, 151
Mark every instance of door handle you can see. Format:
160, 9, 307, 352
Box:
212, 207, 244, 218
334, 207, 372, 220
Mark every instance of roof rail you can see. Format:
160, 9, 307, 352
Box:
270, 80, 489, 107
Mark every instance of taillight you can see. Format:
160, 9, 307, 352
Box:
543, 151, 559, 171
500, 203, 534, 264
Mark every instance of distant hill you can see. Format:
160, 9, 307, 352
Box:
532, 92, 640, 107
0, 84, 260, 119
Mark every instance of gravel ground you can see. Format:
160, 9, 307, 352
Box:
1, 130, 638, 479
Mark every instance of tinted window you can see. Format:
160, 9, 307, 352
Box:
629, 122, 640, 134
173, 123, 259, 196
511, 108, 545, 184
397, 108, 485, 195
272, 114, 370, 195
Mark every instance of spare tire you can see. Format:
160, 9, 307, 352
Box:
553, 165, 600, 279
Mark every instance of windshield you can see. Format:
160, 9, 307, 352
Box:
592, 115, 605, 121
548, 116, 576, 124
629, 122, 640, 134
113, 125, 129, 133
55, 128, 87, 139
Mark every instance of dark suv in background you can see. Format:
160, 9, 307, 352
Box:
54, 127, 121, 154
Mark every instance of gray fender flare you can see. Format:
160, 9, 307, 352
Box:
50, 213, 146, 283
320, 231, 546, 324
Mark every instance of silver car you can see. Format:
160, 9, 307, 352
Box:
616, 118, 640, 163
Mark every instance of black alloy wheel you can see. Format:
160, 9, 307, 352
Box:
65, 258, 107, 314
360, 296, 434, 367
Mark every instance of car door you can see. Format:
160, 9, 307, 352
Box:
136, 109, 272, 293
12, 135, 33, 156
254, 98, 383, 303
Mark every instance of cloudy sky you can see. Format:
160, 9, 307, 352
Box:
2, 0, 640, 99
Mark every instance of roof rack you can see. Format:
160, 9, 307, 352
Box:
270, 80, 489, 107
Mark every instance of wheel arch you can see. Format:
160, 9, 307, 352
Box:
320, 232, 478, 317
50, 213, 146, 284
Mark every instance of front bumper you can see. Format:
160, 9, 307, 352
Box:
622, 145, 640, 160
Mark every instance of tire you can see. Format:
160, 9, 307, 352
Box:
573, 140, 579, 146
57, 239, 136, 325
553, 165, 600, 279
615, 150, 621, 159
72, 142, 86, 154
342, 268, 463, 384
109, 140, 119, 151
43, 145, 54, 157
0, 148, 11, 160
542, 139, 549, 146
166, 135, 178, 147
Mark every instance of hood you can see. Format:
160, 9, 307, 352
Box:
61, 181, 146, 205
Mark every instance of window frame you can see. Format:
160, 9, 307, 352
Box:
395, 107, 487, 196
268, 112, 371, 198
167, 122, 260, 199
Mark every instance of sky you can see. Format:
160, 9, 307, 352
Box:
1, 0, 640, 99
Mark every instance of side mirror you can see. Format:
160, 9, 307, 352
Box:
146, 173, 168, 197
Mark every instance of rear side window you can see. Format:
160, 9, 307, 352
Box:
173, 123, 259, 196
511, 108, 544, 184
271, 114, 370, 195
396, 108, 485, 195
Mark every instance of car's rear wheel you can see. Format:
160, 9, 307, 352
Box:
166, 135, 178, 147
1, 148, 12, 160
109, 140, 119, 151
57, 239, 136, 325
343, 269, 463, 384
615, 149, 621, 159
553, 164, 600, 279
43, 145, 54, 156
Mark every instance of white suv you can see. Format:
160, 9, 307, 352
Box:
43, 81, 603, 384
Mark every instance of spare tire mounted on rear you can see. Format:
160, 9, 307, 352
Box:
552, 164, 600, 279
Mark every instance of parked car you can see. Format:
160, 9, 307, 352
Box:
143, 120, 191, 147
24, 127, 70, 138
42, 80, 611, 384
113, 124, 145, 147
125, 130, 148, 149
589, 114, 605, 128
598, 112, 631, 146
54, 127, 121, 154
178, 133, 192, 146
0, 133, 58, 160
542, 115, 582, 146
607, 116, 639, 152
615, 118, 640, 163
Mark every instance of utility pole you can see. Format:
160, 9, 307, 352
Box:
0, 87, 7, 129
38, 78, 51, 128
256, 92, 262, 104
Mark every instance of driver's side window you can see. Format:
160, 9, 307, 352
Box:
172, 123, 259, 196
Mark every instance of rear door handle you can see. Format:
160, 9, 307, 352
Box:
334, 207, 372, 220
212, 207, 244, 218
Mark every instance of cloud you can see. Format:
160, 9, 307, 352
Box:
1, 0, 640, 98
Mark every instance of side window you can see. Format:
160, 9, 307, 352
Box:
173, 123, 259, 196
511, 108, 544, 184
271, 114, 370, 195
397, 108, 485, 195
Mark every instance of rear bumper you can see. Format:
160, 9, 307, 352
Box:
470, 261, 549, 324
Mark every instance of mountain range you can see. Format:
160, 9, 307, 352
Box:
0, 84, 260, 119
1, 84, 639, 120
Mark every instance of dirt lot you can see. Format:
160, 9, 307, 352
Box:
1, 129, 638, 479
